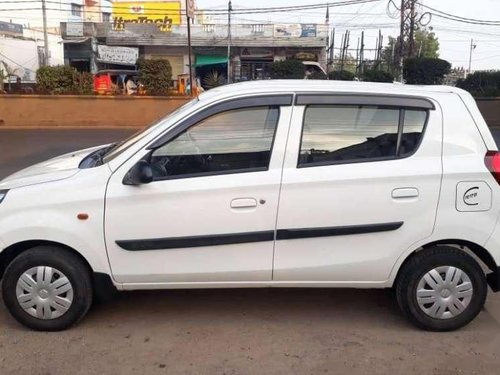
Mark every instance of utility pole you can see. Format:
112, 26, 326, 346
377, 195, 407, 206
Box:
41, 0, 49, 66
359, 31, 365, 76
186, 0, 194, 95
399, 0, 419, 82
468, 39, 477, 76
227, 0, 232, 83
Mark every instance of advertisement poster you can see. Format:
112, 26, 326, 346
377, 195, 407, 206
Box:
112, 1, 181, 32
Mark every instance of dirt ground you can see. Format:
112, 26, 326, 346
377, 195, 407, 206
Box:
0, 129, 500, 375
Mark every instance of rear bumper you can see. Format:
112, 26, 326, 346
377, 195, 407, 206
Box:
487, 268, 500, 292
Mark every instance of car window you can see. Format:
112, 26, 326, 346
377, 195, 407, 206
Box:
299, 105, 400, 166
102, 98, 200, 163
150, 106, 280, 179
400, 109, 427, 157
299, 105, 428, 167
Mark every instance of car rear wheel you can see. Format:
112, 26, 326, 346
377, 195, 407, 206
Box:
2, 246, 93, 331
395, 246, 487, 331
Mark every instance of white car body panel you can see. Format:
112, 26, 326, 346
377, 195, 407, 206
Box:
0, 81, 499, 292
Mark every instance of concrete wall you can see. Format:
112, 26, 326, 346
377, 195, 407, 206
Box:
0, 95, 497, 129
0, 95, 190, 127
476, 98, 500, 128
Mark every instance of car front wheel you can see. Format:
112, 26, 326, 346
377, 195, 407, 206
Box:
2, 246, 93, 331
395, 246, 488, 331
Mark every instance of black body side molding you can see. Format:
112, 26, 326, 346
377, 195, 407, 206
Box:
116, 222, 403, 251
276, 222, 404, 241
116, 231, 275, 251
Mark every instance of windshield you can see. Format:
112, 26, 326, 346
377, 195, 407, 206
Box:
102, 98, 200, 163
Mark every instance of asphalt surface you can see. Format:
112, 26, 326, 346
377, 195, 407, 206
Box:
0, 128, 500, 375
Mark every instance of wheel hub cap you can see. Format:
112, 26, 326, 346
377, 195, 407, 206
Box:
416, 266, 473, 320
16, 266, 74, 320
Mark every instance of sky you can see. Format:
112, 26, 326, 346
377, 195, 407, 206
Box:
197, 0, 500, 71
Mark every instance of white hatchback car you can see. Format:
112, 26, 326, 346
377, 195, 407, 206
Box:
1, 81, 499, 331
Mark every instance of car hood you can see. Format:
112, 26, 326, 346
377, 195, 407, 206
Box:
0, 145, 106, 190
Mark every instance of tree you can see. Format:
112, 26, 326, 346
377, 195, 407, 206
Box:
457, 71, 500, 97
271, 59, 305, 79
361, 69, 394, 83
137, 58, 173, 95
382, 28, 440, 73
403, 58, 451, 85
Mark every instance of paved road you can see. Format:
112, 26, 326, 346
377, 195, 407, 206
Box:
0, 128, 500, 375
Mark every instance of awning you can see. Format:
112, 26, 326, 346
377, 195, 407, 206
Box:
194, 55, 228, 67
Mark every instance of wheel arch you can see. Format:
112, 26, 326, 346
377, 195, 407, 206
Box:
393, 239, 498, 288
0, 240, 116, 300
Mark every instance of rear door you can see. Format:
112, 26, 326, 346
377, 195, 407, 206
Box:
273, 94, 443, 283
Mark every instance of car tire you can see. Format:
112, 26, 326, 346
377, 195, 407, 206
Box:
2, 246, 93, 331
395, 246, 487, 331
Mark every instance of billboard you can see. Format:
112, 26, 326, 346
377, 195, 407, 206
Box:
112, 1, 181, 32
274, 24, 318, 38
97, 45, 139, 65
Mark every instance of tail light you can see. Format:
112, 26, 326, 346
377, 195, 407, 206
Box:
485, 151, 500, 185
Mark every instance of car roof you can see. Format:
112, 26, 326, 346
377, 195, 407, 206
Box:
197, 79, 469, 103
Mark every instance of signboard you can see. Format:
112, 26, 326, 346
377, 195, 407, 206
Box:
66, 22, 84, 37
97, 45, 139, 65
274, 24, 318, 38
274, 24, 302, 38
301, 24, 317, 38
112, 1, 181, 32
0, 20, 23, 36
186, 0, 195, 19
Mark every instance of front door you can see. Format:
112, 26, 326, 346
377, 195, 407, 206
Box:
105, 99, 292, 284
273, 94, 443, 283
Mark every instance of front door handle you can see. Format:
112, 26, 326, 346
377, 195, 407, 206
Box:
392, 188, 419, 199
231, 198, 258, 209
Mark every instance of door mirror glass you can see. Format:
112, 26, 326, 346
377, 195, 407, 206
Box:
123, 160, 153, 185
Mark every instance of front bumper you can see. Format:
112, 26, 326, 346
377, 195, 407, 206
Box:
487, 268, 500, 292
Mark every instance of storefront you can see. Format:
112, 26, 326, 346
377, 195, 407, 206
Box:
238, 48, 274, 81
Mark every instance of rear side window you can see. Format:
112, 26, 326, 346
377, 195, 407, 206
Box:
299, 105, 427, 167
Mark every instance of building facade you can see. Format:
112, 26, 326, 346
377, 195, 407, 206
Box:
61, 20, 328, 84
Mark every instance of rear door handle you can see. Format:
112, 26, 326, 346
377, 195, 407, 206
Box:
392, 188, 419, 199
231, 198, 258, 209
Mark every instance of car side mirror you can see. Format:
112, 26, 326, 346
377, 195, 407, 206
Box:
123, 160, 153, 186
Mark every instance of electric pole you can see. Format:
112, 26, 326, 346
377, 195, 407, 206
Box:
227, 0, 232, 83
41, 0, 49, 66
398, 0, 418, 82
186, 0, 194, 95
468, 39, 477, 76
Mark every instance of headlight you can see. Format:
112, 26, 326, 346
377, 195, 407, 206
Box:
0, 190, 8, 204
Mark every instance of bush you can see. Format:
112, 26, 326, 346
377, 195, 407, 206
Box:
328, 70, 355, 81
457, 71, 500, 97
271, 59, 305, 79
36, 65, 92, 94
307, 71, 327, 80
362, 69, 394, 83
403, 58, 451, 85
137, 58, 173, 95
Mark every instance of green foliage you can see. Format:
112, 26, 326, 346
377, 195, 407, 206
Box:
403, 58, 451, 85
361, 69, 394, 83
137, 58, 173, 95
73, 71, 94, 95
271, 59, 305, 79
328, 70, 355, 81
307, 71, 327, 80
457, 71, 500, 97
203, 70, 225, 89
36, 65, 92, 94
383, 28, 440, 73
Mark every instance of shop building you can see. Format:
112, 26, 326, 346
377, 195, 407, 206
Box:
61, 20, 328, 84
